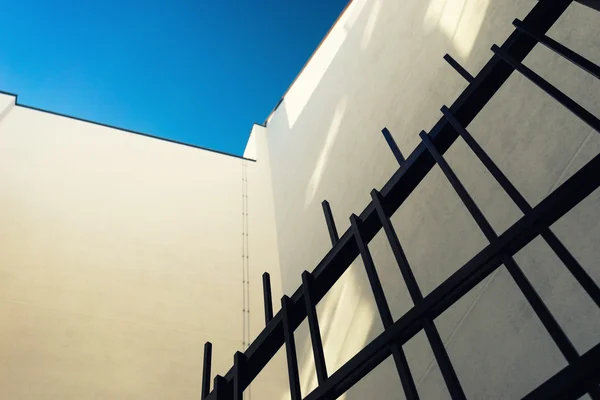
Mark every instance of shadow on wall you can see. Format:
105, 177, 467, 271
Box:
274, 0, 491, 215
261, 0, 549, 398
269, 0, 369, 132
305, 96, 347, 207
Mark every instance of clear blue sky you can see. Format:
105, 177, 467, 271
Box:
0, 0, 348, 156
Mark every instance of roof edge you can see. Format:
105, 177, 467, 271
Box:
0, 89, 255, 162
263, 0, 354, 125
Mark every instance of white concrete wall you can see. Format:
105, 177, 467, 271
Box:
264, 1, 600, 399
0, 93, 285, 399
0, 1, 598, 398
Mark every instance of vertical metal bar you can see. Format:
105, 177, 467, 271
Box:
381, 128, 406, 166
322, 200, 340, 245
369, 190, 423, 302
443, 54, 474, 82
281, 295, 302, 400
302, 271, 328, 385
303, 148, 600, 399
420, 131, 582, 365
542, 233, 600, 308
371, 189, 467, 400
262, 272, 274, 325
491, 45, 600, 133
441, 106, 600, 308
234, 352, 247, 400
350, 214, 420, 400
439, 107, 530, 210
202, 342, 213, 399
213, 375, 228, 400
349, 214, 395, 327
512, 19, 600, 79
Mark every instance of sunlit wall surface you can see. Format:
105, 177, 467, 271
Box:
0, 0, 599, 398
0, 93, 287, 399
264, 0, 600, 398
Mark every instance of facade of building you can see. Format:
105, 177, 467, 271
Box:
0, 0, 598, 399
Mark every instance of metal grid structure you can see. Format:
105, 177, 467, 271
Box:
202, 1, 600, 398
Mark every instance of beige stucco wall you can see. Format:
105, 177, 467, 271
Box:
0, 1, 598, 398
0, 94, 286, 399
263, 0, 600, 399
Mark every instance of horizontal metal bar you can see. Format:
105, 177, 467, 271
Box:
513, 18, 600, 79
441, 105, 600, 308
304, 151, 600, 399
491, 44, 600, 133
203, 2, 573, 397
522, 342, 600, 400
443, 54, 474, 82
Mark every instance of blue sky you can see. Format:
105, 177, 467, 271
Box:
0, 0, 348, 156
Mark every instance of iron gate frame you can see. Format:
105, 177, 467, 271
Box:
202, 0, 600, 398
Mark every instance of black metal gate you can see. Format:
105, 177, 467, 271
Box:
202, 0, 600, 398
